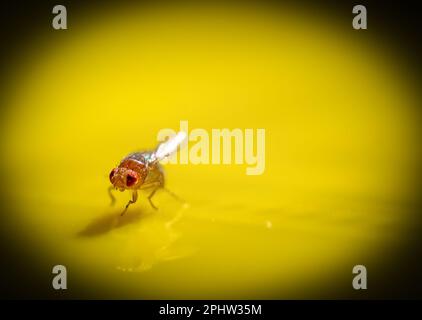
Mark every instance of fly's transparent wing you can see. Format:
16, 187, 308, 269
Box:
154, 131, 187, 162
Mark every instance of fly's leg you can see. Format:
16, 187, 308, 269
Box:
141, 181, 163, 210
162, 187, 185, 204
121, 190, 138, 216
148, 187, 160, 210
142, 184, 185, 209
140, 165, 185, 210
108, 186, 116, 206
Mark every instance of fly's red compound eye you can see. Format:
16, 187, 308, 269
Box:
109, 169, 117, 181
126, 174, 137, 187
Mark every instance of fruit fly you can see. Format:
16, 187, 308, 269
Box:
109, 132, 186, 215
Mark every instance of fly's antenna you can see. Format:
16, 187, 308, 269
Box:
153, 131, 187, 163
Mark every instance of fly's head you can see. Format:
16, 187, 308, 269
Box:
109, 167, 143, 191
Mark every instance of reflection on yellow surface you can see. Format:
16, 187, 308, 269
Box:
0, 3, 419, 298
